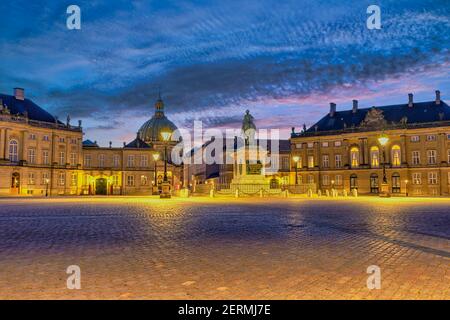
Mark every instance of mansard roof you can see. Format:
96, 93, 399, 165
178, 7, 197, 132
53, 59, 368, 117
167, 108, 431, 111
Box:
0, 93, 58, 123
295, 99, 449, 137
82, 139, 99, 148
124, 137, 152, 149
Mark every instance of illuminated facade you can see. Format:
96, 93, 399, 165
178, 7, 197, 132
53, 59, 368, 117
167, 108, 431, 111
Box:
290, 91, 450, 196
0, 88, 182, 196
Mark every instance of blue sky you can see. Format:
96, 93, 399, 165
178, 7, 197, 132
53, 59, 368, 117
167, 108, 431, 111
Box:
0, 0, 449, 146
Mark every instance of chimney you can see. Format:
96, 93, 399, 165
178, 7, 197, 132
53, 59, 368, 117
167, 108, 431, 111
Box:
14, 88, 25, 101
352, 100, 358, 113
329, 102, 336, 117
435, 90, 441, 105
408, 93, 413, 107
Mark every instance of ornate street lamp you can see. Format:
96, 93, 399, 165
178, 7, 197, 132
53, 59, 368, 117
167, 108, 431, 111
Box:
160, 131, 172, 198
378, 132, 390, 197
292, 156, 300, 185
152, 152, 160, 195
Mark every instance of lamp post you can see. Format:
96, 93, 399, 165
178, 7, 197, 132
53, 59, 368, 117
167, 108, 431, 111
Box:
152, 152, 160, 195
292, 156, 300, 185
378, 133, 390, 197
45, 178, 49, 197
160, 131, 172, 198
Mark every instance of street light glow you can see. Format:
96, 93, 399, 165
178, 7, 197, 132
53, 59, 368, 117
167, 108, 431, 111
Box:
378, 133, 389, 146
161, 131, 172, 142
292, 156, 300, 163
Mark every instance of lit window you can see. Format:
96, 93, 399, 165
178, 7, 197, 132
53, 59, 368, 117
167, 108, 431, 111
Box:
307, 142, 314, 148
412, 151, 420, 165
335, 175, 342, 185
307, 175, 314, 183
370, 146, 379, 168
427, 150, 437, 165
41, 172, 49, 185
308, 155, 314, 168
335, 154, 342, 168
71, 173, 77, 186
141, 175, 148, 186
296, 143, 302, 149
59, 172, 65, 186
112, 175, 119, 185
322, 175, 329, 185
9, 140, 18, 162
428, 172, 437, 185
391, 145, 401, 167
322, 142, 329, 148
412, 173, 421, 185
350, 147, 359, 168
28, 172, 35, 185
334, 141, 342, 147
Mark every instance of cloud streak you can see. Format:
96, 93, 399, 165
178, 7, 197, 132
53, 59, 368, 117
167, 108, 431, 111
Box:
0, 0, 448, 145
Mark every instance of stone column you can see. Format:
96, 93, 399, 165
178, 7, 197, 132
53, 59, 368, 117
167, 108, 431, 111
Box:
400, 135, 407, 165
439, 133, 446, 163
20, 130, 28, 162
4, 129, 9, 160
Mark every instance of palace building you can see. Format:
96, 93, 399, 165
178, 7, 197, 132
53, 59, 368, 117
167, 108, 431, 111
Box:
0, 88, 182, 196
290, 91, 450, 196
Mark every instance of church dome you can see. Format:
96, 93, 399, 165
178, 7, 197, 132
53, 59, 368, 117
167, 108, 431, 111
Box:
138, 96, 178, 143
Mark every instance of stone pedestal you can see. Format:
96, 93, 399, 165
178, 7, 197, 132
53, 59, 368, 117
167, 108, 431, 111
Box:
379, 183, 391, 197
160, 181, 171, 198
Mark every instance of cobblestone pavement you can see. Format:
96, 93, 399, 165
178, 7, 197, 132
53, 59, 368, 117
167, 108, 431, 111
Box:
0, 196, 448, 300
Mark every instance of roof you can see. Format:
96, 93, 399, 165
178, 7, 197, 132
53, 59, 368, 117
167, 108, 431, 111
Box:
124, 137, 152, 149
82, 139, 99, 148
299, 100, 449, 136
0, 93, 58, 123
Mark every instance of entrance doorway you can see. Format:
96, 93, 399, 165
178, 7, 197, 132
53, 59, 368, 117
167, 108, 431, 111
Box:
350, 174, 358, 191
370, 174, 379, 193
95, 178, 107, 195
11, 172, 20, 194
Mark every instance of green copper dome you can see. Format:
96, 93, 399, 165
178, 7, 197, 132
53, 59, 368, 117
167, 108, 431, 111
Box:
138, 97, 178, 143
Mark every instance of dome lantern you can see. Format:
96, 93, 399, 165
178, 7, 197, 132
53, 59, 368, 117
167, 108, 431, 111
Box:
137, 95, 178, 143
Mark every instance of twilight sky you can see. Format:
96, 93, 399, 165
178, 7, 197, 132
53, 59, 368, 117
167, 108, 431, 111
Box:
0, 0, 449, 146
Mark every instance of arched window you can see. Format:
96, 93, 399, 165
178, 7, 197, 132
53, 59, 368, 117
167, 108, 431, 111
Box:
391, 145, 401, 167
370, 146, 380, 168
9, 139, 19, 162
350, 147, 359, 168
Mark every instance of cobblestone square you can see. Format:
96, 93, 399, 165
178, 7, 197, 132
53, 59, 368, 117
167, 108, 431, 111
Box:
0, 196, 448, 299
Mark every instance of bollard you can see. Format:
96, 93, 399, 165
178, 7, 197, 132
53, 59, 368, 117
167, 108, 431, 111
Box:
235, 189, 239, 198
343, 189, 347, 197
325, 190, 330, 197
318, 190, 322, 197
209, 189, 214, 198
260, 189, 263, 198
